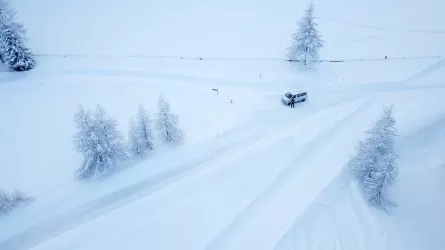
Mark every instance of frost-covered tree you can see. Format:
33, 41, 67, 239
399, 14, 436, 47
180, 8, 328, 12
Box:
0, 189, 32, 215
73, 105, 126, 179
0, 189, 13, 213
156, 95, 184, 144
0, 0, 35, 71
129, 105, 155, 156
350, 105, 398, 210
0, 25, 35, 71
287, 2, 323, 66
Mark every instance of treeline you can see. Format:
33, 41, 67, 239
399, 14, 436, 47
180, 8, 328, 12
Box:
73, 95, 184, 179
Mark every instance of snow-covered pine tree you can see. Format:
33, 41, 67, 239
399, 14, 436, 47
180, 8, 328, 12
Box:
156, 95, 184, 144
129, 105, 155, 156
73, 105, 126, 179
0, 0, 35, 71
0, 189, 12, 214
73, 106, 99, 178
0, 25, 35, 71
350, 105, 398, 210
0, 189, 31, 215
287, 2, 323, 66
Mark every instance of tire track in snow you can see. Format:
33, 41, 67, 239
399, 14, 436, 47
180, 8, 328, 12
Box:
205, 99, 374, 250
274, 177, 383, 250
401, 57, 445, 84
272, 174, 348, 250
0, 134, 268, 250
121, 99, 369, 250
0, 98, 361, 250
2, 131, 279, 250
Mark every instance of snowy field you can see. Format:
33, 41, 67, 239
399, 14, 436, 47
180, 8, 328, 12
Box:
1, 0, 445, 249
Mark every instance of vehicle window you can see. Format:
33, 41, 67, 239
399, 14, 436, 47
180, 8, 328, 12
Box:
285, 93, 292, 98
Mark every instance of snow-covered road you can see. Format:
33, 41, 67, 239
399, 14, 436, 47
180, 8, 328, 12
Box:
1, 97, 372, 250
2, 55, 445, 250
205, 99, 376, 250
3, 81, 445, 250
2, 0, 445, 249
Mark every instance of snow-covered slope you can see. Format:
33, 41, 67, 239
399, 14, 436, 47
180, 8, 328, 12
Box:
10, 0, 445, 58
1, 0, 445, 249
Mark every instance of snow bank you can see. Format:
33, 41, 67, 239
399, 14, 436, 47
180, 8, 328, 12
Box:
274, 175, 384, 250
386, 115, 445, 250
